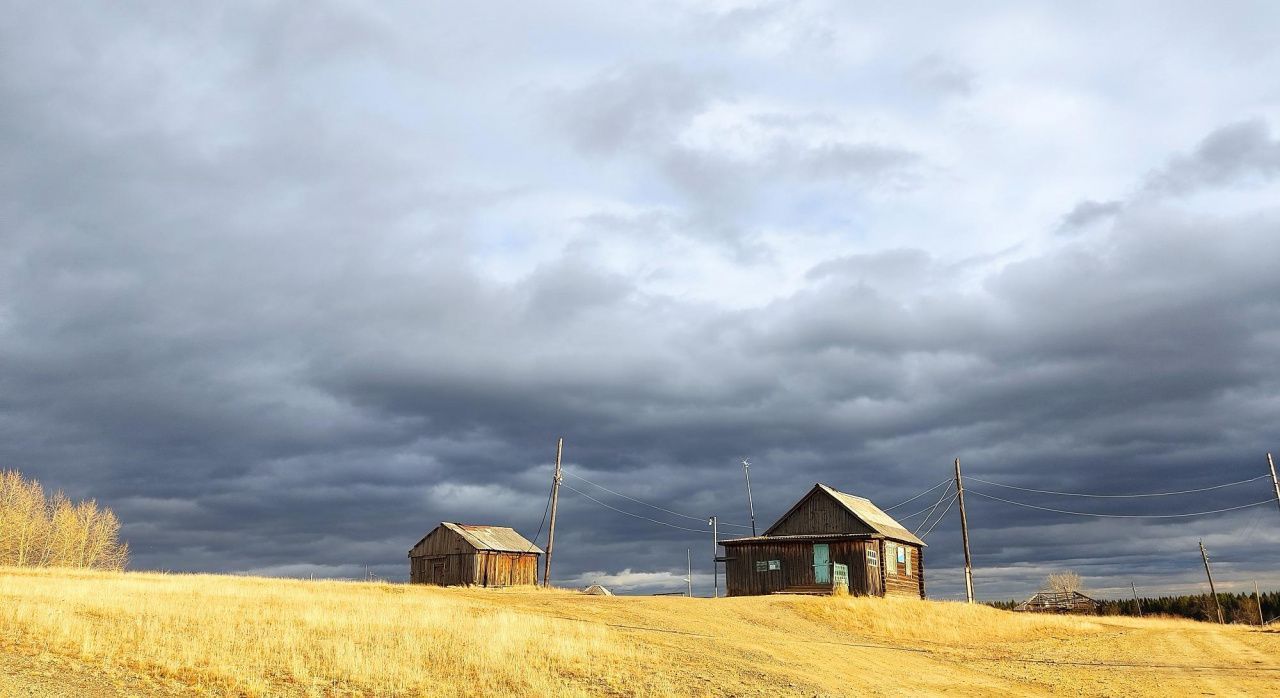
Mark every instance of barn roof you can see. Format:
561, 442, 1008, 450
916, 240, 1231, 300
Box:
1013, 590, 1098, 612
763, 483, 926, 546
434, 522, 543, 553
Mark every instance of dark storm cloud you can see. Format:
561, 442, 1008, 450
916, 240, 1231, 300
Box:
2, 2, 1279, 599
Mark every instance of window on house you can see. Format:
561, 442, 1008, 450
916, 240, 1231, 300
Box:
867, 549, 878, 566
885, 544, 897, 575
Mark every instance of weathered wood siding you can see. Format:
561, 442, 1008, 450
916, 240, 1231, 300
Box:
879, 540, 924, 599
409, 526, 539, 586
724, 539, 879, 596
476, 551, 539, 586
767, 492, 877, 536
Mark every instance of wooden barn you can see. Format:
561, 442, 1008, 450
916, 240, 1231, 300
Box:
721, 484, 926, 598
1013, 591, 1099, 614
408, 522, 542, 587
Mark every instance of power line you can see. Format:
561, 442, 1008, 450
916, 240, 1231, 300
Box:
897, 482, 951, 523
524, 480, 555, 553
563, 470, 753, 529
967, 489, 1277, 519
883, 478, 951, 511
920, 493, 957, 537
909, 482, 953, 534
966, 474, 1270, 498
561, 483, 709, 534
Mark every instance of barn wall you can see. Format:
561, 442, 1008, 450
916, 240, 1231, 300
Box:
879, 540, 924, 599
724, 540, 877, 596
410, 526, 472, 557
476, 552, 539, 586
409, 526, 541, 587
767, 492, 877, 536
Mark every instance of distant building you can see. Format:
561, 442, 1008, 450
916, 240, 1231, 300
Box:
721, 484, 926, 598
408, 522, 542, 587
1013, 591, 1099, 614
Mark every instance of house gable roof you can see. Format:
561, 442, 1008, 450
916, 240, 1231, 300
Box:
410, 522, 543, 554
763, 483, 926, 546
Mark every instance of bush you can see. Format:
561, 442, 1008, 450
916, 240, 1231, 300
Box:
0, 470, 129, 570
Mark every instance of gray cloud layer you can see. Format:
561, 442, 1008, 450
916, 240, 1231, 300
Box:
3, 2, 1280, 599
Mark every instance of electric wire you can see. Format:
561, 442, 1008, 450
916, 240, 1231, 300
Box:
920, 494, 957, 537
910, 482, 954, 533
965, 474, 1270, 498
882, 478, 951, 511
560, 483, 710, 534
523, 480, 555, 554
967, 488, 1277, 519
564, 469, 753, 529
898, 482, 951, 523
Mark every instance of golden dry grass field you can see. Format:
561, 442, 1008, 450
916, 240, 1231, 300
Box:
1, 567, 1277, 697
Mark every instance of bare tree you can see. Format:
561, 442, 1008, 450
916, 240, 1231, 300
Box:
0, 470, 128, 570
1043, 571, 1082, 595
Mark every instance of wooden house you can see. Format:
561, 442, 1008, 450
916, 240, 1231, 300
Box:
721, 484, 926, 598
1013, 591, 1099, 614
408, 522, 542, 587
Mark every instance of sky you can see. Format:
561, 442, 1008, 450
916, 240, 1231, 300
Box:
3, 1, 1280, 600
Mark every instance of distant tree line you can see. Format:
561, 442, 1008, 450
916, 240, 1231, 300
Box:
988, 591, 1280, 624
0, 469, 129, 570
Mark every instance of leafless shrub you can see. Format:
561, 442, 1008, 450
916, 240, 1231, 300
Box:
0, 470, 128, 570
1043, 571, 1082, 595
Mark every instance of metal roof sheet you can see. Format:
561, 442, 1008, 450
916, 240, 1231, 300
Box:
720, 533, 879, 545
817, 484, 926, 546
442, 522, 543, 553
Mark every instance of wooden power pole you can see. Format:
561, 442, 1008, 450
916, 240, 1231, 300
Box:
687, 548, 692, 598
542, 437, 564, 588
1269, 452, 1280, 515
1131, 582, 1143, 617
708, 515, 719, 598
1256, 580, 1266, 626
742, 459, 757, 537
954, 458, 975, 604
1199, 539, 1224, 624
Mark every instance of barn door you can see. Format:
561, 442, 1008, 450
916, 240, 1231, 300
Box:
813, 544, 831, 584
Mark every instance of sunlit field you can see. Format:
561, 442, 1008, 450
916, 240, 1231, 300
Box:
2, 567, 1277, 697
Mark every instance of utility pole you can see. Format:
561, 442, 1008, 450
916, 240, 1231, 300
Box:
542, 437, 564, 588
1255, 580, 1266, 626
742, 459, 757, 536
687, 549, 692, 598
954, 458, 974, 604
708, 515, 719, 598
1130, 582, 1143, 617
1199, 539, 1224, 624
1268, 452, 1280, 516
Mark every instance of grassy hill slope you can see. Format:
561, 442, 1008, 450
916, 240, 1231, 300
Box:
1, 567, 1277, 696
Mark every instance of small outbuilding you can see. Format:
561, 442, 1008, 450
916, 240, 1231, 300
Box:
1013, 591, 1099, 614
721, 483, 926, 598
408, 522, 542, 587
